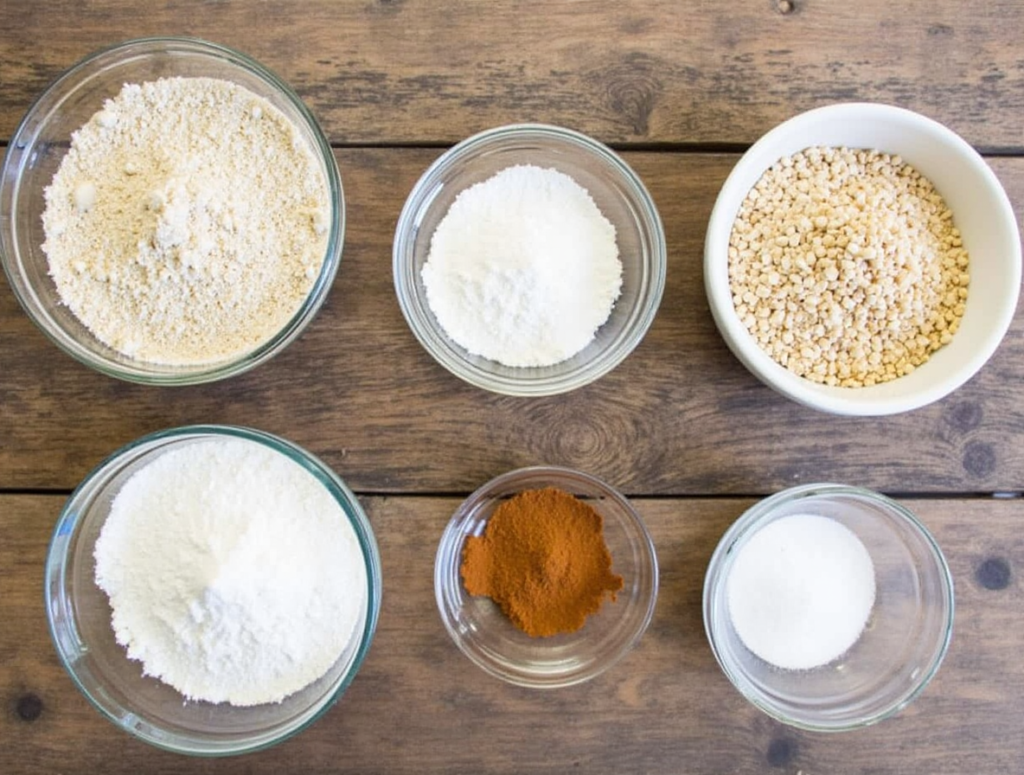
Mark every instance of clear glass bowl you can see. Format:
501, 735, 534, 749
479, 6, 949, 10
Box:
393, 124, 666, 396
45, 425, 382, 756
435, 466, 659, 688
1, 37, 344, 385
703, 483, 954, 731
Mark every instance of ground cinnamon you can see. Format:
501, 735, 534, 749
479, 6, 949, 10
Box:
460, 486, 623, 637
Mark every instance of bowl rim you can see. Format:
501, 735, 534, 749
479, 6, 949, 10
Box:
702, 482, 955, 732
434, 464, 660, 688
703, 101, 1022, 416
0, 36, 344, 386
44, 424, 382, 756
393, 122, 667, 397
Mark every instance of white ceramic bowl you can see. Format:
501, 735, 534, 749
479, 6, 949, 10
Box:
704, 103, 1021, 415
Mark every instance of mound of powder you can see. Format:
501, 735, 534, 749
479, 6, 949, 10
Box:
42, 76, 330, 365
93, 437, 367, 706
421, 164, 622, 367
726, 513, 876, 670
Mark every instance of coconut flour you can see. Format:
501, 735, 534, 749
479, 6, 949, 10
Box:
93, 436, 367, 706
43, 76, 330, 364
421, 164, 622, 367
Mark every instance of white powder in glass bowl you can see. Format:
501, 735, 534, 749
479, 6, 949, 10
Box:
93, 437, 367, 707
726, 513, 876, 670
421, 164, 622, 367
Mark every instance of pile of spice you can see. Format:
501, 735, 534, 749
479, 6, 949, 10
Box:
422, 164, 623, 367
93, 436, 367, 706
460, 486, 623, 637
728, 146, 969, 387
726, 514, 876, 670
43, 76, 331, 365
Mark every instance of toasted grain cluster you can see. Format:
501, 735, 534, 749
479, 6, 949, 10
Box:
728, 146, 969, 387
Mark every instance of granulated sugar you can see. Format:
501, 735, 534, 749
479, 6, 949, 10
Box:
43, 77, 330, 364
726, 513, 876, 670
93, 436, 367, 706
421, 164, 622, 367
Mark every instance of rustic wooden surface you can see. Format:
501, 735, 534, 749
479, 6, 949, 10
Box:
3, 150, 1024, 496
2, 1, 1023, 773
2, 1, 1024, 149
1, 495, 1021, 774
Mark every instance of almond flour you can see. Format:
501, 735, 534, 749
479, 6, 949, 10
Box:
42, 77, 331, 365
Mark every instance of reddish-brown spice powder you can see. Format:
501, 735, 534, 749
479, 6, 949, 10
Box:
460, 486, 623, 638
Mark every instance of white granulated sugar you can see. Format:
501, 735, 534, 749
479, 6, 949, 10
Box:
421, 164, 622, 367
93, 437, 367, 706
43, 77, 330, 364
726, 513, 876, 671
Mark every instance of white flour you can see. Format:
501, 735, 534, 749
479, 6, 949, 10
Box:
726, 513, 876, 670
93, 437, 367, 706
421, 164, 622, 367
43, 77, 330, 365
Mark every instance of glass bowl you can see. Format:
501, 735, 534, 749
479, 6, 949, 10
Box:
45, 425, 381, 756
435, 466, 659, 688
1, 37, 344, 385
703, 483, 954, 732
393, 124, 666, 396
704, 103, 1020, 415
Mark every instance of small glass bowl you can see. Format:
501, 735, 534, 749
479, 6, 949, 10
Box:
435, 466, 659, 688
703, 483, 954, 732
393, 124, 666, 396
45, 425, 382, 756
0, 37, 344, 385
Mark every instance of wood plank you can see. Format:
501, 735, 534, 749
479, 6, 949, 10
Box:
2, 494, 1021, 774
2, 150, 1023, 495
1, 1, 1023, 149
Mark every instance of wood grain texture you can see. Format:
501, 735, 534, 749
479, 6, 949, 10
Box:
1, 1, 1023, 149
2, 150, 1022, 495
2, 494, 1021, 774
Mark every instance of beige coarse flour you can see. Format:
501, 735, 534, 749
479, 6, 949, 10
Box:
42, 77, 330, 364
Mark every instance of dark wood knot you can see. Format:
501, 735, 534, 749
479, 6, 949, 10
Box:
767, 737, 796, 767
962, 441, 996, 479
370, 0, 404, 15
976, 557, 1011, 591
945, 400, 983, 434
16, 693, 44, 722
587, 53, 664, 136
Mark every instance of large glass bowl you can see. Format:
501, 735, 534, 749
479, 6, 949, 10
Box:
394, 124, 666, 396
435, 466, 659, 688
1, 37, 344, 384
703, 483, 954, 731
45, 425, 382, 756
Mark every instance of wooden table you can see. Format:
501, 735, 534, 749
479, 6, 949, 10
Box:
2, 2, 1022, 773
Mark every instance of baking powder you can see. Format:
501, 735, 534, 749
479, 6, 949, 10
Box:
421, 164, 622, 367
